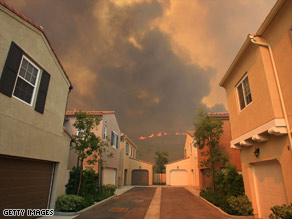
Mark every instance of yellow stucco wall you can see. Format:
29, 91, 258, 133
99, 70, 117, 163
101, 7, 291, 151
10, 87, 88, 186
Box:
0, 5, 71, 209
220, 1, 292, 217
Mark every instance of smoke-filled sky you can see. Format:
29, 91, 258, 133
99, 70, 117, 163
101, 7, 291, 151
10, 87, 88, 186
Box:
5, 0, 276, 161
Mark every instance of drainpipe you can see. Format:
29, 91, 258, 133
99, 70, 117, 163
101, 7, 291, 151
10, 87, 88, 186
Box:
248, 34, 292, 151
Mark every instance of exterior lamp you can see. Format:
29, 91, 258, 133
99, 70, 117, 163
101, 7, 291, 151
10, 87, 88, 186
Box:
254, 148, 260, 158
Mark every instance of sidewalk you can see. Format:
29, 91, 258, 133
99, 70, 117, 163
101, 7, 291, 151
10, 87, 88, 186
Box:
39, 186, 134, 219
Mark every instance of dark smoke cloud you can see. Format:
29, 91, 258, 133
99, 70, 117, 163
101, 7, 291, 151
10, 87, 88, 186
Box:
4, 0, 224, 162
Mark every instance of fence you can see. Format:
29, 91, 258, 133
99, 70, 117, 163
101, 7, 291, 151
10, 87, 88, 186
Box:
153, 173, 166, 184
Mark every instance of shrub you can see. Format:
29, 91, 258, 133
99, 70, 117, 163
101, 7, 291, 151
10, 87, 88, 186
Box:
227, 195, 253, 216
66, 167, 99, 197
103, 184, 116, 196
269, 203, 292, 219
55, 194, 84, 212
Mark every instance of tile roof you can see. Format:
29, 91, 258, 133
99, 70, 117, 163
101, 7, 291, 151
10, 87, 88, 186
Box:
63, 127, 73, 139
0, 0, 73, 89
186, 131, 194, 137
66, 109, 115, 116
129, 157, 154, 165
165, 157, 190, 165
207, 112, 229, 118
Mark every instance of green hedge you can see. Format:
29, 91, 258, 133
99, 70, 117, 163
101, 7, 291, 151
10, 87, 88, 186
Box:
55, 194, 84, 212
269, 203, 292, 219
200, 163, 253, 216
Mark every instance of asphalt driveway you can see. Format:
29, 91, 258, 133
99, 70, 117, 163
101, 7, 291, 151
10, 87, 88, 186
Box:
75, 187, 155, 219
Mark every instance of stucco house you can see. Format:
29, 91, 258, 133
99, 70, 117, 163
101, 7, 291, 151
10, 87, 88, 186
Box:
119, 134, 154, 186
165, 113, 241, 187
0, 0, 72, 212
219, 0, 292, 218
64, 110, 121, 186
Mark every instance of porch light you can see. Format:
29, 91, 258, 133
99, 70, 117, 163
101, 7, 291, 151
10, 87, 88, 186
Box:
254, 147, 260, 158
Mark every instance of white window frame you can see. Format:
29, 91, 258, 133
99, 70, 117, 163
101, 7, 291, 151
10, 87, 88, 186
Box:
111, 131, 118, 149
236, 74, 252, 111
103, 125, 107, 140
12, 55, 40, 106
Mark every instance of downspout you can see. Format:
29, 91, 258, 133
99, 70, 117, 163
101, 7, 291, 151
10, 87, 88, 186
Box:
248, 34, 292, 151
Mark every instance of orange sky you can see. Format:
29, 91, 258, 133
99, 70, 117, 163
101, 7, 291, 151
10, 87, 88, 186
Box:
4, 0, 277, 161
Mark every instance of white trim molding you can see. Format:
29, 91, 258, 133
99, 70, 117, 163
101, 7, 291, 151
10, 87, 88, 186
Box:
231, 118, 286, 149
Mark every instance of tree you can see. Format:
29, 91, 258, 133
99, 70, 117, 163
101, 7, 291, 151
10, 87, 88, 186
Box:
154, 151, 168, 173
72, 111, 108, 195
193, 107, 225, 192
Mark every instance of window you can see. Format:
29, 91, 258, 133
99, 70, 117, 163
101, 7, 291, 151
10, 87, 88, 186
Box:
125, 142, 129, 155
103, 126, 107, 140
0, 42, 50, 114
12, 56, 40, 105
111, 131, 119, 149
237, 74, 252, 110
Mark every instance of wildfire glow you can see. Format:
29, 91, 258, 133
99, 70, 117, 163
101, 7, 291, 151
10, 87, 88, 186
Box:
139, 131, 187, 140
139, 136, 147, 140
175, 132, 187, 136
148, 134, 154, 138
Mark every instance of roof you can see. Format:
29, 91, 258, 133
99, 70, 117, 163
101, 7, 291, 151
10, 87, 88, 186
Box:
207, 112, 229, 119
165, 157, 190, 165
121, 133, 137, 148
63, 127, 73, 139
186, 131, 194, 137
66, 109, 115, 116
219, 0, 286, 87
129, 157, 154, 166
0, 0, 73, 89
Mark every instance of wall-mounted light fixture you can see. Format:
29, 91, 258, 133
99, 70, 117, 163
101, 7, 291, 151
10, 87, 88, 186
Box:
139, 166, 141, 169
177, 166, 179, 169
254, 147, 260, 158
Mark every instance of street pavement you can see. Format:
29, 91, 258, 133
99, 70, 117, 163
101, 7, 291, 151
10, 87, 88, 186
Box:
42, 186, 255, 219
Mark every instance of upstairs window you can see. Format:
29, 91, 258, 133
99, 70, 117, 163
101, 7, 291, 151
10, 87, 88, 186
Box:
103, 125, 107, 140
13, 56, 40, 105
0, 42, 50, 114
237, 74, 252, 110
111, 131, 119, 149
125, 142, 129, 155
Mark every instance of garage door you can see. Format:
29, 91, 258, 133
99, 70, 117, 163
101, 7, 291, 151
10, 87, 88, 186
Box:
0, 155, 54, 217
170, 170, 187, 186
132, 169, 149, 185
103, 168, 116, 185
252, 160, 287, 219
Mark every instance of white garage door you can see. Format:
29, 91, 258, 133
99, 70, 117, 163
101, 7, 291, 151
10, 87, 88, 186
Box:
252, 160, 287, 219
103, 168, 116, 185
170, 170, 187, 186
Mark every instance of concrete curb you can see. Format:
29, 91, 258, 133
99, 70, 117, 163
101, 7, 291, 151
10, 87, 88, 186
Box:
184, 187, 254, 219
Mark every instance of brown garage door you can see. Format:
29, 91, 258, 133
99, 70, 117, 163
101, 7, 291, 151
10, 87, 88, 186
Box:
0, 155, 54, 217
132, 169, 149, 185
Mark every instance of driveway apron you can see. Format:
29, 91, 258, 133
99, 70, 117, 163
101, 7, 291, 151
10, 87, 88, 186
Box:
160, 187, 229, 219
75, 187, 155, 219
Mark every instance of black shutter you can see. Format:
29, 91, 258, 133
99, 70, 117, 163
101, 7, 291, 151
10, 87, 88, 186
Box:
111, 131, 114, 146
0, 42, 23, 97
35, 70, 50, 114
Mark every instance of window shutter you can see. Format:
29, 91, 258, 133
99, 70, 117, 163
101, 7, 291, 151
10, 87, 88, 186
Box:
35, 70, 50, 114
111, 131, 114, 146
0, 42, 23, 97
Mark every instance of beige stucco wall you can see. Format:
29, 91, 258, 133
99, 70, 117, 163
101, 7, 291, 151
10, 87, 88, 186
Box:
184, 134, 200, 187
64, 113, 121, 186
0, 5, 71, 209
119, 136, 153, 186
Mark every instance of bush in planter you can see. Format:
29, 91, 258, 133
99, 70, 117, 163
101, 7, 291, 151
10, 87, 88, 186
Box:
269, 203, 292, 219
103, 184, 116, 196
227, 195, 253, 216
55, 194, 84, 212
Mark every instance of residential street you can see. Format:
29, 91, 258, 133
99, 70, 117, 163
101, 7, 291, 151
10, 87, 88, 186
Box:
68, 186, 244, 219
